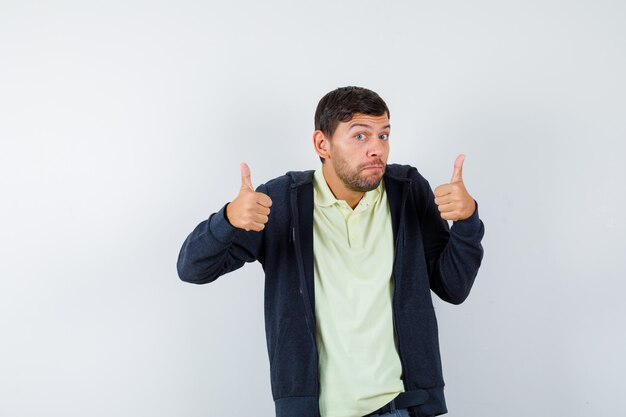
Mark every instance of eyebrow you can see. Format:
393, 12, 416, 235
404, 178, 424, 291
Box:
348, 123, 391, 130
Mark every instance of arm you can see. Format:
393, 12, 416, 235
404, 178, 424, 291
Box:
176, 163, 271, 284
176, 202, 264, 284
415, 157, 485, 304
420, 186, 484, 304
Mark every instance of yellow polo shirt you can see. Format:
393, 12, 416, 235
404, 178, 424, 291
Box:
313, 168, 404, 417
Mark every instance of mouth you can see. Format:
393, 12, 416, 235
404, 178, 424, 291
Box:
362, 165, 384, 171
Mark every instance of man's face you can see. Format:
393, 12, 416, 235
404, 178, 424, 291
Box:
326, 113, 390, 192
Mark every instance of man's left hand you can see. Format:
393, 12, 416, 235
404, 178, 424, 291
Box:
434, 154, 477, 221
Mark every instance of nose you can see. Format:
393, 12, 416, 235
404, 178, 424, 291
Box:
367, 138, 387, 158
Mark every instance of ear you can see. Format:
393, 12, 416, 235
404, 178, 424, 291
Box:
313, 130, 331, 160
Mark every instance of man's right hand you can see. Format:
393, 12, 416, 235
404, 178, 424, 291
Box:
225, 163, 273, 232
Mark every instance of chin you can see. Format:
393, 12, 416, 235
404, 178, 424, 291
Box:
359, 176, 383, 192
365, 170, 384, 182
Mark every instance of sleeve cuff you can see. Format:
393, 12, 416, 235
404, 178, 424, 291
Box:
451, 200, 483, 236
208, 203, 239, 244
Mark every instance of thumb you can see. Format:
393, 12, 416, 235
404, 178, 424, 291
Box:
451, 154, 465, 183
240, 162, 254, 191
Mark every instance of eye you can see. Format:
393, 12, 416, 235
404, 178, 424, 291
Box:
379, 134, 389, 141
355, 133, 366, 141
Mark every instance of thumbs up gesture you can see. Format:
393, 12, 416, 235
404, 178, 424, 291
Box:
433, 154, 476, 221
225, 163, 273, 232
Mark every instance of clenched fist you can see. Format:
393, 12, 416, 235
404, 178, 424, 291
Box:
226, 163, 273, 232
434, 154, 476, 221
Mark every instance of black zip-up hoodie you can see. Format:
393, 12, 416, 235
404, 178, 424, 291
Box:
177, 164, 485, 417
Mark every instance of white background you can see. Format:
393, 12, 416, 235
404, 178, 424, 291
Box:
1, 1, 624, 416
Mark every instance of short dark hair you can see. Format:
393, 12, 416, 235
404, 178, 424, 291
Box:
314, 86, 390, 162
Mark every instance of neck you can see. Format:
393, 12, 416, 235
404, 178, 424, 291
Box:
321, 163, 364, 209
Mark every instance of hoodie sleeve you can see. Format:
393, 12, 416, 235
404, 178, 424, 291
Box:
413, 170, 485, 304
176, 185, 266, 284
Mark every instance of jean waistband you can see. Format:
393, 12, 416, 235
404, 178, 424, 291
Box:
362, 389, 429, 416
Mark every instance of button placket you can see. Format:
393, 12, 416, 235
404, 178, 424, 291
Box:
348, 211, 364, 247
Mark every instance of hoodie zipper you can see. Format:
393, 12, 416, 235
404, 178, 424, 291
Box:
290, 187, 320, 397
392, 182, 411, 390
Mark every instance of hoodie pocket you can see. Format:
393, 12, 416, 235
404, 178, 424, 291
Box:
269, 317, 318, 399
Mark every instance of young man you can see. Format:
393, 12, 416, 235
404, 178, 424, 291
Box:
177, 86, 485, 417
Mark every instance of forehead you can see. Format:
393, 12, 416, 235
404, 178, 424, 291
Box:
339, 113, 390, 130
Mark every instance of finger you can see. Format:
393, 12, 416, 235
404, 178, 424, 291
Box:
255, 204, 271, 216
434, 195, 454, 206
440, 211, 459, 221
439, 210, 456, 220
437, 202, 456, 213
434, 183, 453, 198
240, 162, 254, 191
248, 222, 266, 232
450, 154, 465, 183
256, 193, 273, 208
252, 213, 269, 224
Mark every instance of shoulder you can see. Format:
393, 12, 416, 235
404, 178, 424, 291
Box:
255, 170, 314, 222
256, 170, 315, 201
384, 163, 435, 209
385, 163, 430, 185
261, 170, 314, 189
